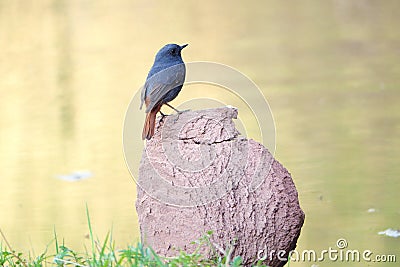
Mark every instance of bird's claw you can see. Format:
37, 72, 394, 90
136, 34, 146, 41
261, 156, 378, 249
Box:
173, 109, 190, 123
159, 112, 168, 122
177, 109, 190, 114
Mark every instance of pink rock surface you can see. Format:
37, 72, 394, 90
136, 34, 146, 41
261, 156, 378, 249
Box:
136, 107, 304, 267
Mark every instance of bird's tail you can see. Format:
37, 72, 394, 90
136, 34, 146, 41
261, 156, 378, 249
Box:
142, 105, 161, 140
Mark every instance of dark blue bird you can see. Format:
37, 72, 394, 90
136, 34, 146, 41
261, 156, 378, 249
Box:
140, 43, 188, 140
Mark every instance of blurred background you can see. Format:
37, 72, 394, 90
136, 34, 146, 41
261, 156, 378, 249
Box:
0, 0, 399, 266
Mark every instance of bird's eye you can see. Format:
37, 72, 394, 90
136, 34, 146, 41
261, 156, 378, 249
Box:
170, 48, 176, 55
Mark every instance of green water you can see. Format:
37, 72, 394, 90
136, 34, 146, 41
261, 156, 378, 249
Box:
1, 1, 399, 266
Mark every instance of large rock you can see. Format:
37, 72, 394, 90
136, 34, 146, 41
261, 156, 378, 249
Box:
136, 107, 304, 267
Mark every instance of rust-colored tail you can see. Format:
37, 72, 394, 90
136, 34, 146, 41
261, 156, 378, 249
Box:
142, 105, 162, 140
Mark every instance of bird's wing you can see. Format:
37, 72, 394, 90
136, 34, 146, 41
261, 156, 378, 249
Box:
145, 64, 185, 112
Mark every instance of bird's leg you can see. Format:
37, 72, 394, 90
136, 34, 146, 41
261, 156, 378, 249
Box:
165, 103, 190, 114
164, 103, 190, 123
164, 103, 187, 123
165, 103, 181, 113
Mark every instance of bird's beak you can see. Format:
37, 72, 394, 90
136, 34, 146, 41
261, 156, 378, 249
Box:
180, 44, 188, 50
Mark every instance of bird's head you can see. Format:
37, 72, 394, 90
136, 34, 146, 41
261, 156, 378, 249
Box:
154, 43, 188, 64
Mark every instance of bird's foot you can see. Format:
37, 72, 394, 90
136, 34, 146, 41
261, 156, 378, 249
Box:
173, 109, 191, 123
159, 111, 168, 122
177, 109, 191, 114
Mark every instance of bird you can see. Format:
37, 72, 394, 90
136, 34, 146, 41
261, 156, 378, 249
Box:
140, 43, 188, 140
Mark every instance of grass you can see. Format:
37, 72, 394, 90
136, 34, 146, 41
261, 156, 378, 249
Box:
0, 206, 269, 267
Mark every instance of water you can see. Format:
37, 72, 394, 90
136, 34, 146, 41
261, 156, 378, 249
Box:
1, 1, 399, 265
